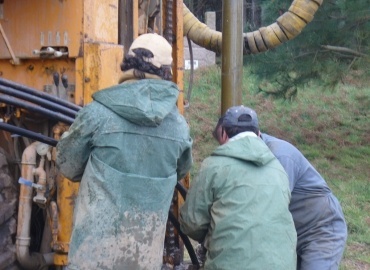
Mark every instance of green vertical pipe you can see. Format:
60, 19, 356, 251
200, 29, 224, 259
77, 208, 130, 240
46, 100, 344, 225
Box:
221, 0, 244, 115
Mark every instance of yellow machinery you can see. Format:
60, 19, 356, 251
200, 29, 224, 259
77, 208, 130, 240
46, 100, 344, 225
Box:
0, 0, 322, 269
0, 1, 188, 268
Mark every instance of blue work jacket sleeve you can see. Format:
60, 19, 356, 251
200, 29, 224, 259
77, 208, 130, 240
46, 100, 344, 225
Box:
276, 155, 300, 192
56, 106, 96, 181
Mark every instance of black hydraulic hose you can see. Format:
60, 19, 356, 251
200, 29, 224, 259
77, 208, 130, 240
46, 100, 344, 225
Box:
185, 35, 194, 108
0, 78, 81, 112
0, 122, 58, 147
0, 85, 78, 118
174, 181, 201, 267
0, 95, 74, 125
168, 211, 199, 267
176, 181, 188, 200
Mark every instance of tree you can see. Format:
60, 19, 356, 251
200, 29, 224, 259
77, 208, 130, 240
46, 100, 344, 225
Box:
247, 0, 370, 97
184, 0, 223, 31
245, 0, 262, 31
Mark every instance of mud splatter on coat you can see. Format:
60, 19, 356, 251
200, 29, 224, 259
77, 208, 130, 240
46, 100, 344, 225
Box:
56, 79, 193, 270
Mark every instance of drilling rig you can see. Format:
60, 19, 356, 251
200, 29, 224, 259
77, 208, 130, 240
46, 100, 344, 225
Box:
0, 0, 322, 269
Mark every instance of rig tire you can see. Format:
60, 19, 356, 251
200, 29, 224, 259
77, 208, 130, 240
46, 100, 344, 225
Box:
0, 148, 19, 270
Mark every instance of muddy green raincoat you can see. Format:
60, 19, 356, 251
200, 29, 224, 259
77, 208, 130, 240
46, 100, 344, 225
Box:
56, 79, 192, 270
179, 134, 296, 270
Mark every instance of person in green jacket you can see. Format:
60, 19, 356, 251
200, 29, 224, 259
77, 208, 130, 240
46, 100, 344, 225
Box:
56, 33, 193, 270
179, 105, 296, 270
212, 107, 347, 270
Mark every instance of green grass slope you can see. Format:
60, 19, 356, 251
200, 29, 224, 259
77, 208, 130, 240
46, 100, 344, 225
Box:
183, 65, 370, 269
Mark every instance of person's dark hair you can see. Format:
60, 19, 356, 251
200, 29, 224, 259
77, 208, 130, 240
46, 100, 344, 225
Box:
224, 126, 259, 138
212, 115, 259, 141
212, 117, 225, 141
120, 48, 172, 81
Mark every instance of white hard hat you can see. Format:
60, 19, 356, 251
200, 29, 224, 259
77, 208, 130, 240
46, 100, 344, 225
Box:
128, 33, 173, 68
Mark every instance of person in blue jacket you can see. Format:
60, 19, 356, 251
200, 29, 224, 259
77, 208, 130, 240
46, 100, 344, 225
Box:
56, 33, 193, 270
213, 105, 347, 270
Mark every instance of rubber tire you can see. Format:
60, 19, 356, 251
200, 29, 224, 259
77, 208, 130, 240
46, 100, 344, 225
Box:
0, 149, 20, 270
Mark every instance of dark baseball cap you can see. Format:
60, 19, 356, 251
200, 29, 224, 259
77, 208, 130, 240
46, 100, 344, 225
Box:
222, 106, 259, 129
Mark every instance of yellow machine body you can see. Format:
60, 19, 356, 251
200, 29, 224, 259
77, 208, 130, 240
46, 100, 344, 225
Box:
0, 0, 123, 106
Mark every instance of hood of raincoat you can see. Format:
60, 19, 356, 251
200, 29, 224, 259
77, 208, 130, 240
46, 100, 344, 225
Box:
212, 136, 275, 166
92, 79, 179, 127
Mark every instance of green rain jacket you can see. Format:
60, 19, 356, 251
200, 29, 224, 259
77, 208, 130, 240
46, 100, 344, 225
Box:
179, 134, 296, 270
56, 79, 192, 270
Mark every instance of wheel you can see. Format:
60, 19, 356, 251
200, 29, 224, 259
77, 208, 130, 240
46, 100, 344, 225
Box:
0, 148, 20, 270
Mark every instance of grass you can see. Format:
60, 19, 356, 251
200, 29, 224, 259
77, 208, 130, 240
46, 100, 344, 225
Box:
182, 65, 370, 269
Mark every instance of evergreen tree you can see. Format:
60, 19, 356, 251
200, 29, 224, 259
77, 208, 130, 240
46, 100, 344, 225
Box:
246, 0, 370, 98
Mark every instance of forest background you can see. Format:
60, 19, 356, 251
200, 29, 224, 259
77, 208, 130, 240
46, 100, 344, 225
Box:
182, 1, 370, 269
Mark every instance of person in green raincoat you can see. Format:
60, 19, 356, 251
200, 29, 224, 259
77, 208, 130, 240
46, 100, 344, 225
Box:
179, 106, 296, 270
56, 33, 193, 270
